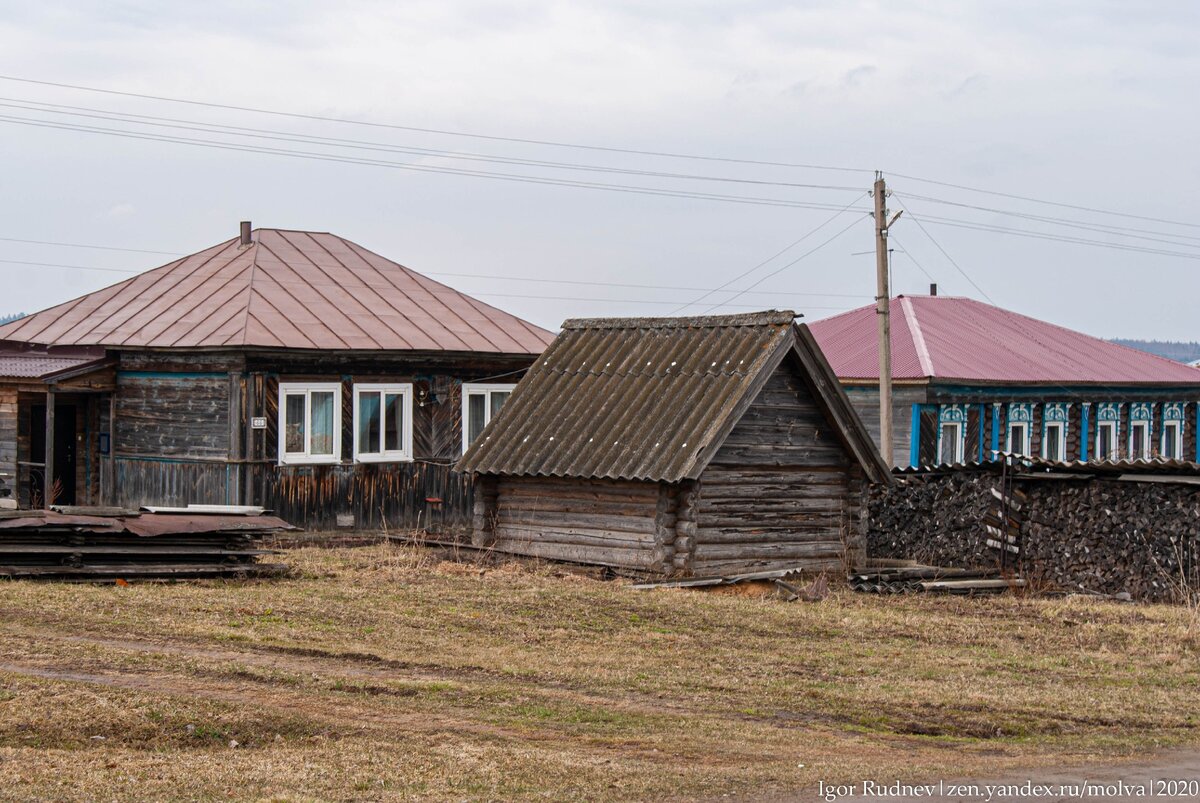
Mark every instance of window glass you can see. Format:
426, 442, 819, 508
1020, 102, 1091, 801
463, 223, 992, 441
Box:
1164, 422, 1180, 459
357, 391, 381, 454
1131, 423, 1148, 459
1008, 423, 1027, 455
490, 391, 510, 419
384, 393, 404, 452
284, 394, 306, 454
468, 393, 486, 446
1044, 424, 1063, 461
1096, 423, 1115, 460
310, 391, 335, 456
939, 423, 959, 464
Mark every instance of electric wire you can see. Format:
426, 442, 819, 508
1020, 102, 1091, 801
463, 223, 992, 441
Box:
0, 74, 871, 174
699, 214, 866, 313
0, 98, 864, 192
0, 113, 869, 213
890, 197, 994, 303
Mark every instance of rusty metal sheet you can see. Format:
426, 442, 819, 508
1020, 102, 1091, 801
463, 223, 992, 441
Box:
0, 229, 553, 356
122, 514, 294, 537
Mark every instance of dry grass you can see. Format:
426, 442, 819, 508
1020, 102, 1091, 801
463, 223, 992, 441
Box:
0, 543, 1197, 801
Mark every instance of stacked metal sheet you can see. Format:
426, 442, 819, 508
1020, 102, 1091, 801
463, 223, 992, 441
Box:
0, 508, 291, 581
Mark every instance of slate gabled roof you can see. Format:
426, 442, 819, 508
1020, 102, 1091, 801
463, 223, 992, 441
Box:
457, 311, 889, 484
0, 229, 554, 354
809, 295, 1200, 385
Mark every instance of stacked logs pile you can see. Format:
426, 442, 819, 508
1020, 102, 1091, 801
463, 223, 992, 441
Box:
869, 471, 1200, 602
868, 473, 995, 569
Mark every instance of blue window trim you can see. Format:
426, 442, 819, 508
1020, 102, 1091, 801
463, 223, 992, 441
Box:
977, 404, 986, 462
990, 404, 1000, 458
909, 404, 921, 468
1080, 403, 1090, 461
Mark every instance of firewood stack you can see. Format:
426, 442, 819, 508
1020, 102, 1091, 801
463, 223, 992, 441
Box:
869, 468, 1200, 603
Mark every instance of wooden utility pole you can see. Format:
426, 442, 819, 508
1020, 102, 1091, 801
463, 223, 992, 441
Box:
874, 173, 894, 466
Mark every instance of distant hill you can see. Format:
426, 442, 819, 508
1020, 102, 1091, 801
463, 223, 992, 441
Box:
0, 313, 25, 326
1112, 339, 1200, 364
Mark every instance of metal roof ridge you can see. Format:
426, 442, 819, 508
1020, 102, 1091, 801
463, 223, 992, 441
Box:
900, 296, 935, 377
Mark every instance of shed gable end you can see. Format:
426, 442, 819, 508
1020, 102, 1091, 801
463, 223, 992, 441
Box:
710, 355, 851, 468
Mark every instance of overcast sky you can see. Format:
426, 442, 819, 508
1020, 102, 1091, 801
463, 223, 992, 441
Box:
1, 1, 1197, 339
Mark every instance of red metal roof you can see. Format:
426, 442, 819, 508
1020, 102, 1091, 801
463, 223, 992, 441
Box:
809, 295, 1200, 385
0, 229, 554, 354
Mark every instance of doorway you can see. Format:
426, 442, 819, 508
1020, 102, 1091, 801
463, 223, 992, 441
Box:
30, 403, 77, 507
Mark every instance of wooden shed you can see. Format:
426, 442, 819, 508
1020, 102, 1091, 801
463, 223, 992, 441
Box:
457, 311, 890, 577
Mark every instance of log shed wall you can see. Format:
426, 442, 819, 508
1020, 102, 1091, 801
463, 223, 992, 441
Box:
475, 476, 675, 572
690, 359, 861, 576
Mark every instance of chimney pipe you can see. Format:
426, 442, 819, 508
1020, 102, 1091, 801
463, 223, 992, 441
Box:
929, 283, 938, 296
239, 221, 252, 247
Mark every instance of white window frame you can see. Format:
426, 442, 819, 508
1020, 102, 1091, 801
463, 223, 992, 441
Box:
1162, 420, 1183, 460
461, 383, 516, 452
937, 421, 964, 464
1042, 421, 1067, 461
1129, 420, 1151, 461
352, 383, 414, 463
1006, 422, 1031, 456
1095, 421, 1118, 461
278, 382, 343, 465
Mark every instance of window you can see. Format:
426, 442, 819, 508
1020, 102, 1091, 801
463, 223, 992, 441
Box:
462, 383, 516, 451
353, 384, 413, 462
1162, 421, 1182, 460
1043, 422, 1066, 461
279, 383, 341, 464
938, 422, 964, 464
1095, 421, 1117, 461
1130, 421, 1150, 460
1006, 422, 1030, 456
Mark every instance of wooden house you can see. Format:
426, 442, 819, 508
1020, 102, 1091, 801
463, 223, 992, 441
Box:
0, 225, 553, 528
809, 293, 1200, 467
457, 312, 890, 577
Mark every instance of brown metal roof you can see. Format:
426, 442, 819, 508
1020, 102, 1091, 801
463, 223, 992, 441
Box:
457, 311, 889, 483
0, 229, 554, 354
0, 344, 108, 380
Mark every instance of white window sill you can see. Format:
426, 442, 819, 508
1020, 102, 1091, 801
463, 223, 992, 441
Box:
354, 453, 414, 464
279, 456, 342, 466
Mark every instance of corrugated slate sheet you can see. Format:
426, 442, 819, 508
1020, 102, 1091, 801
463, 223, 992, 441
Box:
457, 312, 799, 482
810, 295, 1200, 384
0, 229, 553, 355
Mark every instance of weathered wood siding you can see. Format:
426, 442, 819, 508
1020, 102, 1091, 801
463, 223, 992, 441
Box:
115, 374, 231, 458
691, 362, 860, 576
480, 476, 674, 571
0, 387, 15, 504
841, 384, 927, 468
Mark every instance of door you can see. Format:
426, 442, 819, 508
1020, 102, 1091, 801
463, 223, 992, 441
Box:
30, 403, 77, 507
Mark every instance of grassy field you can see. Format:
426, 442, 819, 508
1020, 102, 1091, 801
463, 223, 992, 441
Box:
0, 542, 1197, 801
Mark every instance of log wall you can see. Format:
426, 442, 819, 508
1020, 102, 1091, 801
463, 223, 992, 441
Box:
692, 362, 862, 576
481, 476, 671, 572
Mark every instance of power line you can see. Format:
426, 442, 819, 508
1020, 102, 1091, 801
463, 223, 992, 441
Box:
891, 197, 994, 303
0, 113, 870, 213
886, 234, 937, 283
669, 197, 868, 314
700, 215, 865, 313
0, 97, 864, 193
0, 74, 870, 175
890, 171, 1200, 230
893, 191, 1200, 250
0, 236, 183, 256
0, 258, 140, 274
